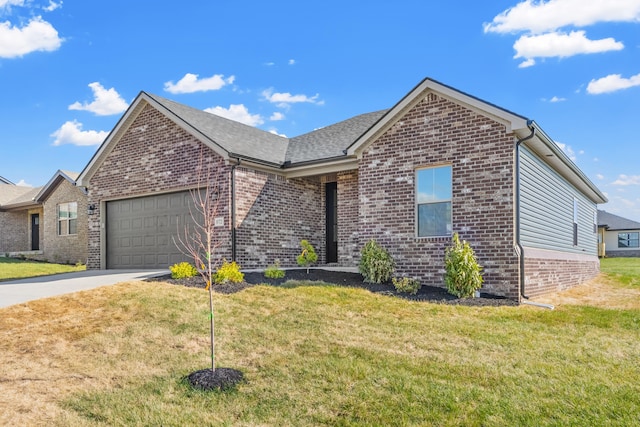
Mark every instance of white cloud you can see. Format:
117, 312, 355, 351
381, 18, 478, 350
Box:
0, 16, 62, 58
15, 179, 32, 187
288, 59, 296, 65
269, 129, 287, 137
518, 58, 536, 68
68, 82, 128, 116
262, 88, 323, 108
554, 141, 577, 161
0, 0, 25, 9
43, 1, 62, 12
51, 120, 108, 146
612, 174, 640, 186
484, 0, 640, 34
164, 73, 235, 94
586, 72, 640, 94
204, 104, 264, 127
513, 31, 624, 65
596, 174, 605, 180
270, 112, 285, 121
549, 96, 566, 102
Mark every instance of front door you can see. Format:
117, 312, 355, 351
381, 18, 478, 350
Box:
31, 214, 40, 250
325, 182, 338, 263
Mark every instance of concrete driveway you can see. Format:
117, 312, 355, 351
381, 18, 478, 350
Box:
0, 269, 168, 309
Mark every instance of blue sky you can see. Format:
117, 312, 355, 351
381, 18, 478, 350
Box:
1, 0, 639, 220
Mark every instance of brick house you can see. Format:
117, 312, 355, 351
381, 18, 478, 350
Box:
0, 170, 88, 264
76, 78, 607, 300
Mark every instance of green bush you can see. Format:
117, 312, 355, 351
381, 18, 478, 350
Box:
444, 233, 483, 298
392, 277, 421, 295
214, 260, 244, 284
170, 261, 198, 279
296, 240, 318, 273
359, 239, 395, 284
265, 260, 285, 279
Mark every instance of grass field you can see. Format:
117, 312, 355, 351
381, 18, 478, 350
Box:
0, 259, 638, 426
0, 257, 85, 281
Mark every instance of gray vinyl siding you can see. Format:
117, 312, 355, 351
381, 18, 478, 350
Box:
519, 146, 597, 255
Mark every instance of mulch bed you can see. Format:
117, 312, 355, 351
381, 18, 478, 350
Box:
184, 367, 244, 392
154, 269, 518, 307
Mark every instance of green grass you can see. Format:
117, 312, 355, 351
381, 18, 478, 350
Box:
600, 257, 640, 288
0, 256, 85, 281
49, 281, 639, 426
2, 261, 639, 425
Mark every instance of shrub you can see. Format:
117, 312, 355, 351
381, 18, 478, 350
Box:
214, 260, 244, 284
444, 233, 483, 298
392, 276, 421, 295
296, 240, 318, 273
359, 239, 395, 284
265, 260, 285, 279
170, 261, 198, 279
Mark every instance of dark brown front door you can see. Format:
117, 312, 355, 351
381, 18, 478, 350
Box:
31, 214, 40, 250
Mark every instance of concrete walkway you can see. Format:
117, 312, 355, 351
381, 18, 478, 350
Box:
0, 269, 168, 309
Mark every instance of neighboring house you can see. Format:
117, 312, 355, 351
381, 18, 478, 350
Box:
598, 210, 640, 257
0, 181, 43, 255
0, 170, 88, 264
76, 77, 607, 300
0, 176, 14, 185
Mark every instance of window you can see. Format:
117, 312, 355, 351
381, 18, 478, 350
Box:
416, 165, 452, 237
58, 202, 78, 235
618, 232, 639, 248
573, 198, 578, 246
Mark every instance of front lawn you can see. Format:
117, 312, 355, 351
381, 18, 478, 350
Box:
1, 269, 639, 426
601, 257, 640, 288
0, 256, 85, 281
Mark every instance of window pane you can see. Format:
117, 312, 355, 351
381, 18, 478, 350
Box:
58, 220, 64, 236
69, 218, 77, 235
418, 202, 452, 237
58, 204, 69, 219
69, 202, 78, 219
416, 166, 452, 204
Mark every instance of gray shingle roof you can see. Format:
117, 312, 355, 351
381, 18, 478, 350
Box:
146, 93, 289, 166
146, 93, 388, 167
287, 110, 388, 164
598, 210, 640, 230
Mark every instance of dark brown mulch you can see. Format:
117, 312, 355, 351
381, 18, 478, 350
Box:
185, 367, 244, 391
154, 269, 517, 306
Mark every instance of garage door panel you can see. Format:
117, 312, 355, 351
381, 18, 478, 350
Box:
107, 191, 198, 269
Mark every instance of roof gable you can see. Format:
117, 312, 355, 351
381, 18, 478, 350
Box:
34, 170, 81, 203
346, 78, 529, 157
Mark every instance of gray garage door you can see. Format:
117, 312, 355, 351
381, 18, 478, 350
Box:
106, 191, 199, 269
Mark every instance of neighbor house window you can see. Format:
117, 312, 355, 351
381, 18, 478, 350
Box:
416, 165, 452, 237
618, 232, 639, 248
58, 202, 78, 235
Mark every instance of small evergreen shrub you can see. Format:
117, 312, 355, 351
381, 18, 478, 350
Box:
359, 239, 395, 284
170, 261, 198, 279
214, 260, 244, 284
392, 276, 421, 295
444, 233, 483, 298
265, 260, 285, 279
296, 240, 318, 273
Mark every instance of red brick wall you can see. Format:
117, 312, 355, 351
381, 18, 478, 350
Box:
234, 168, 323, 268
357, 93, 521, 298
87, 103, 232, 269
523, 249, 600, 298
337, 170, 360, 266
